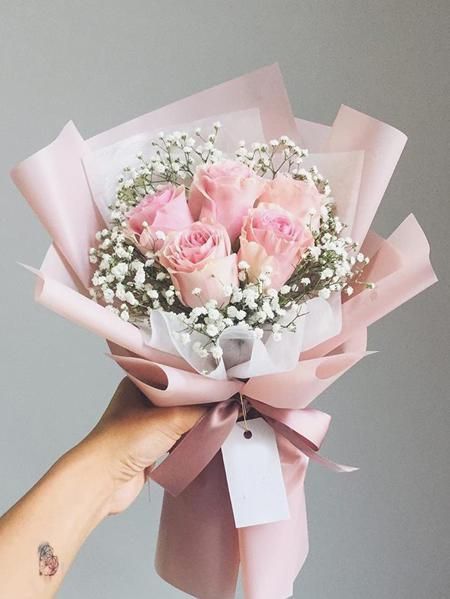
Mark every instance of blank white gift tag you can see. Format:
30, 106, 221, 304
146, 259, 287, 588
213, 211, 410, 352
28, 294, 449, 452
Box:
221, 418, 290, 528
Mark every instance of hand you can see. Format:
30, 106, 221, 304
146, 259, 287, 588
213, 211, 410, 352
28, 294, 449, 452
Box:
81, 377, 205, 515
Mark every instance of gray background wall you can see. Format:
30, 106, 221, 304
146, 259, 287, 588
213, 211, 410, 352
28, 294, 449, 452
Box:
1, 1, 449, 597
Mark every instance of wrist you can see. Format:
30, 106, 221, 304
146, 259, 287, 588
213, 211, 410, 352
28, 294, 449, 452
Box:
57, 437, 117, 523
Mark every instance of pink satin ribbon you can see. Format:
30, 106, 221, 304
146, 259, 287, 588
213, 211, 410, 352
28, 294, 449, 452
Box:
149, 393, 356, 599
151, 396, 355, 495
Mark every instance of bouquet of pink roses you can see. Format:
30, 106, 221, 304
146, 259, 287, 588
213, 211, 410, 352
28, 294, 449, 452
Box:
12, 66, 436, 599
88, 123, 369, 378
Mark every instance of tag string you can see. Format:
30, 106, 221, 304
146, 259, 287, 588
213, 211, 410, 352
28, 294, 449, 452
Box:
239, 393, 248, 429
239, 393, 253, 439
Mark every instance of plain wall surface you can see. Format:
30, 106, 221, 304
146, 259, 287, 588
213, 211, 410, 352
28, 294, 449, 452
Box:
1, 2, 449, 597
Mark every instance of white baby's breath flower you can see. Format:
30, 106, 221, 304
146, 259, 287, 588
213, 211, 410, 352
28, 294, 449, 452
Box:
231, 289, 243, 303
134, 269, 146, 285
206, 324, 219, 337
114, 283, 125, 301
102, 288, 114, 304
207, 308, 221, 321
211, 345, 223, 360
309, 246, 321, 259
100, 238, 111, 250
254, 327, 264, 339
191, 306, 207, 319
321, 268, 334, 280
262, 303, 274, 318
111, 262, 128, 279
227, 306, 238, 318
191, 287, 202, 296
258, 272, 271, 286
318, 288, 331, 300
125, 291, 138, 306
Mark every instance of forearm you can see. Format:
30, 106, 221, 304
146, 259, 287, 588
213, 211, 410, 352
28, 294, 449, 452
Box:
0, 439, 112, 598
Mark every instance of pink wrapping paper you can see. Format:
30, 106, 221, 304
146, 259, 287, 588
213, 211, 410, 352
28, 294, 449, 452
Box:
12, 65, 437, 599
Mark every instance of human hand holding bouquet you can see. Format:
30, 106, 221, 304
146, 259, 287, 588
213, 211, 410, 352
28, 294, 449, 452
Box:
11, 66, 437, 599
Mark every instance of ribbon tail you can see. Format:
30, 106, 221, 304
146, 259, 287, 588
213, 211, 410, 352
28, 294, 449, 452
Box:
151, 400, 239, 495
155, 452, 240, 599
251, 401, 358, 473
238, 436, 310, 599
296, 442, 358, 473
270, 419, 358, 473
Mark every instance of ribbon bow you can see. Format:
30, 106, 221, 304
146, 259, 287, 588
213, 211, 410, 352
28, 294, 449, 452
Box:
151, 395, 356, 495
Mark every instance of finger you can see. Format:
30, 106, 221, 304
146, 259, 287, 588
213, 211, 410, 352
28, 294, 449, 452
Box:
157, 404, 207, 438
104, 378, 207, 436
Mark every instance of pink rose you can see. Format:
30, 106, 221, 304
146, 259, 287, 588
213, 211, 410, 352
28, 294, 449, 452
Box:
189, 160, 266, 243
257, 173, 322, 230
238, 203, 313, 289
127, 185, 193, 251
159, 221, 238, 308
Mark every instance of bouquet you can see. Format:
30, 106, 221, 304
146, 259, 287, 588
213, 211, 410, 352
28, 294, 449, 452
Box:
12, 65, 436, 599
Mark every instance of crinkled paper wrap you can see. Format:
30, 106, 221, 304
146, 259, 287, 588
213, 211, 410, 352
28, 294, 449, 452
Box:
12, 65, 437, 599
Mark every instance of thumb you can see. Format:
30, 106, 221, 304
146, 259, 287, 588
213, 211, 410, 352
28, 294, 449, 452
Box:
144, 403, 207, 443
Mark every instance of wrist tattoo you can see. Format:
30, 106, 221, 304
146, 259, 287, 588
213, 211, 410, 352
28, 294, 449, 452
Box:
38, 543, 59, 577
